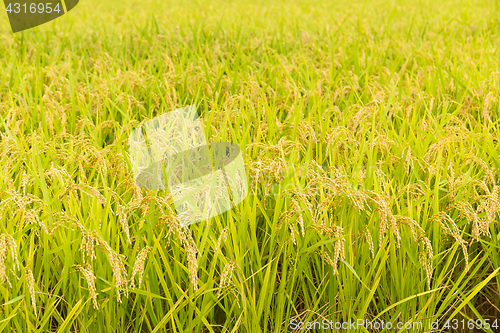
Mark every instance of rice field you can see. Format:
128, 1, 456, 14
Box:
1, 0, 500, 332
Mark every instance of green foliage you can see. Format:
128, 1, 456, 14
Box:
0, 0, 500, 331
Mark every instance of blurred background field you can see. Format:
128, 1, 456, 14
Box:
1, 0, 500, 332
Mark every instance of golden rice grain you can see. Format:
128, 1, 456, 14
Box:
117, 204, 131, 244
73, 263, 99, 309
0, 233, 19, 288
130, 246, 152, 289
217, 261, 236, 298
332, 225, 345, 275
215, 227, 228, 253
418, 236, 434, 290
364, 228, 375, 259
404, 147, 412, 176
26, 268, 37, 317
432, 212, 469, 271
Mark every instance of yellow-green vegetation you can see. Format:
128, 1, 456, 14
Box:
1, 0, 500, 331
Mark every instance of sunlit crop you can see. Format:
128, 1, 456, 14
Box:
0, 0, 499, 332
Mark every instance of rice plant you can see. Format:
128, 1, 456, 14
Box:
0, 0, 499, 332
